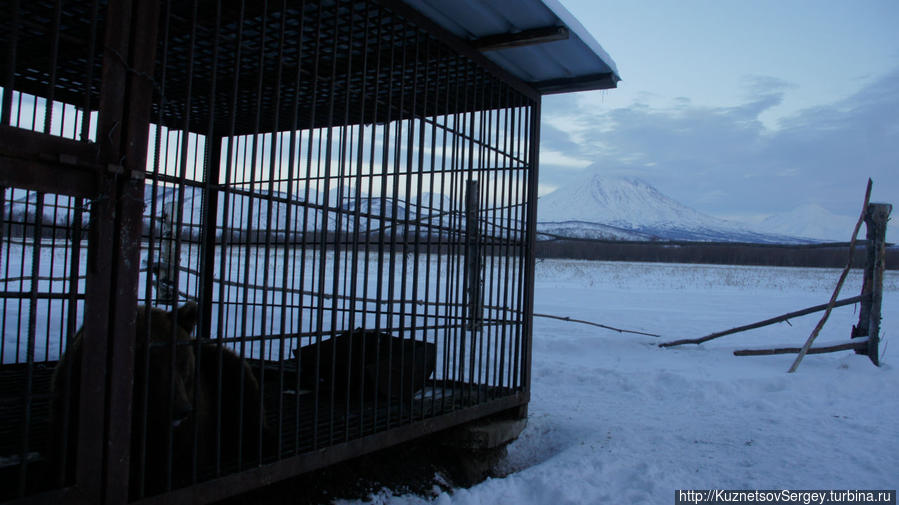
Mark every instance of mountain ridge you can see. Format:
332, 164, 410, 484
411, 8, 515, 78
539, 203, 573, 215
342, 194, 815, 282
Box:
759, 203, 857, 242
537, 173, 810, 244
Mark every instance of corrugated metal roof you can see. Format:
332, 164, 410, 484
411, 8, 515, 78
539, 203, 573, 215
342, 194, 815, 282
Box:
399, 0, 621, 94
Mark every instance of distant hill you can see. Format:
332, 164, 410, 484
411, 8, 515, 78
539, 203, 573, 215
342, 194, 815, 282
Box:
759, 203, 857, 242
537, 173, 809, 244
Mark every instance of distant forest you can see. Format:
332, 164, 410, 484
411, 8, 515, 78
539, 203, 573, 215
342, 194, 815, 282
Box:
535, 239, 898, 270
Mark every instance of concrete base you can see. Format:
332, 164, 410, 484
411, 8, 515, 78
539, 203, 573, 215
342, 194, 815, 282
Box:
443, 417, 528, 451
433, 415, 528, 487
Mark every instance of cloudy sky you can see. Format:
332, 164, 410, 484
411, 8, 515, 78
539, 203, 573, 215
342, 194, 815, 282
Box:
541, 0, 899, 224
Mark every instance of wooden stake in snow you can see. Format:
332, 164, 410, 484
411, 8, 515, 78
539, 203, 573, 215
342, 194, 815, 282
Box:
851, 202, 892, 365
787, 179, 872, 373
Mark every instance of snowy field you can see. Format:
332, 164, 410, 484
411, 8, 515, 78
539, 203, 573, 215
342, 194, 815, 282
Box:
341, 259, 899, 504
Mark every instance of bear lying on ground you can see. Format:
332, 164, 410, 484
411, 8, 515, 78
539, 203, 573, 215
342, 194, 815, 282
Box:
49, 303, 271, 498
294, 328, 438, 405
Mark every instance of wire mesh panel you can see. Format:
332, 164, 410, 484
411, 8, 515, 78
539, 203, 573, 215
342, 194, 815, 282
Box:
0, 188, 88, 500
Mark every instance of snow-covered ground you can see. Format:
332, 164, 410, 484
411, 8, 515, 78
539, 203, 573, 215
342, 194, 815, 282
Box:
341, 260, 899, 504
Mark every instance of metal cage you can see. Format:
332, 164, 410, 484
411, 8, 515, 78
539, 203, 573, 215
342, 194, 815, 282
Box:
0, 0, 539, 503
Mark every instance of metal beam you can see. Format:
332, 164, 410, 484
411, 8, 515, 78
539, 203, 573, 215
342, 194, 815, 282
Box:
0, 125, 101, 197
472, 26, 569, 52
534, 71, 619, 94
0, 125, 98, 164
130, 393, 529, 505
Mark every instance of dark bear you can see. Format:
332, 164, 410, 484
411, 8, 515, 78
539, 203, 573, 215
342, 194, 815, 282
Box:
49, 303, 271, 498
295, 328, 437, 405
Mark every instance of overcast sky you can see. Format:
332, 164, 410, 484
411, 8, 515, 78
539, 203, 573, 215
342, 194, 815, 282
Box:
541, 0, 899, 224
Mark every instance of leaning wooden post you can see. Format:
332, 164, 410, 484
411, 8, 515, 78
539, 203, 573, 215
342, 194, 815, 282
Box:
788, 179, 871, 373
852, 202, 892, 366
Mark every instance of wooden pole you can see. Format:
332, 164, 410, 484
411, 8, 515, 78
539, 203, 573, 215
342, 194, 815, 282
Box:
788, 179, 872, 373
735, 339, 866, 357
852, 202, 892, 365
462, 179, 480, 386
465, 179, 482, 331
658, 295, 867, 348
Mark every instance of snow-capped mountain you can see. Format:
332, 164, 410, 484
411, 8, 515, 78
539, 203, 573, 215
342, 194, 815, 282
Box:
759, 204, 857, 242
537, 173, 807, 243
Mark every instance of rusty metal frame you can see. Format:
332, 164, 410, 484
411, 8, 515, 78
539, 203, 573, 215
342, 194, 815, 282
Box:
1, 0, 160, 503
0, 0, 540, 503
0, 126, 100, 198
130, 393, 527, 505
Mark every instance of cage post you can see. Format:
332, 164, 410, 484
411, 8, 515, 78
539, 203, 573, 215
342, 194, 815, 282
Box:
852, 202, 892, 366
521, 99, 540, 404
199, 135, 223, 341
90, 0, 162, 501
465, 179, 483, 331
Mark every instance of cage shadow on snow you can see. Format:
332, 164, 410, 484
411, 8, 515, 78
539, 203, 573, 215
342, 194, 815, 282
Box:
0, 0, 548, 503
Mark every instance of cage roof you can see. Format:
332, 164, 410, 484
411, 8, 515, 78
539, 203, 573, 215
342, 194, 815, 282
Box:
3, 0, 617, 137
399, 0, 621, 94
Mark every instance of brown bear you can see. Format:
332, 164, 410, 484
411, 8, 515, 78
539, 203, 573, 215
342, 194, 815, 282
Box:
49, 303, 272, 499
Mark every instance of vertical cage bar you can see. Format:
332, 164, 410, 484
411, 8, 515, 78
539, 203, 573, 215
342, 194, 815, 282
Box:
294, 8, 312, 454
319, 0, 342, 447
436, 44, 452, 413
349, 0, 370, 437
338, 1, 360, 441
15, 193, 42, 498
463, 62, 478, 403
360, 2, 384, 437
41, 0, 63, 135
424, 38, 442, 419
1, 0, 20, 127
413, 31, 430, 422
371, 5, 393, 431
521, 99, 539, 398
79, 0, 101, 142
198, 0, 224, 345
